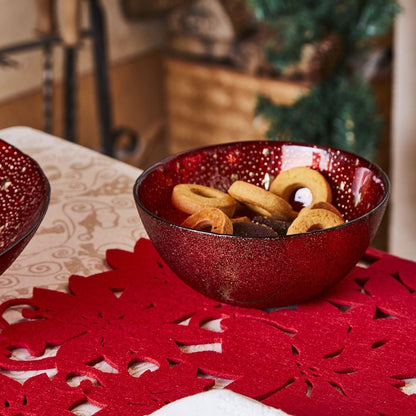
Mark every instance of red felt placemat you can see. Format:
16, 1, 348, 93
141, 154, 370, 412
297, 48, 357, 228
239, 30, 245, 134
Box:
0, 238, 416, 415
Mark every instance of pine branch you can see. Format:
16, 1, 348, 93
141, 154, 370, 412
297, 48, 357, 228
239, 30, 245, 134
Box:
246, 0, 400, 159
255, 76, 382, 159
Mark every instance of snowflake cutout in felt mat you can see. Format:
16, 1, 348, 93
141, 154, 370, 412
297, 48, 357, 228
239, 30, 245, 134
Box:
1, 239, 416, 415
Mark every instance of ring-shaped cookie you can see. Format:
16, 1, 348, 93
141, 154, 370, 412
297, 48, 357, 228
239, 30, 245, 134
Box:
181, 207, 233, 235
172, 184, 236, 217
287, 208, 344, 235
270, 167, 332, 209
228, 181, 297, 221
300, 201, 343, 218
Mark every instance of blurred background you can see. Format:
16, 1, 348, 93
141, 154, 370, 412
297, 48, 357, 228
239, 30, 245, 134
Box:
0, 0, 414, 259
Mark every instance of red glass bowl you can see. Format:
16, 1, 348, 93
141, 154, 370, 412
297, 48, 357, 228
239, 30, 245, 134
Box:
134, 141, 390, 308
0, 139, 50, 275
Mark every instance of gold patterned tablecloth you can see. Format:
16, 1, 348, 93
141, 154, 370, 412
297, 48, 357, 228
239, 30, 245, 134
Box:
0, 126, 148, 304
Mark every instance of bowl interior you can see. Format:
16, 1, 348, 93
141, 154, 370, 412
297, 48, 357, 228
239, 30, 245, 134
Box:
137, 141, 389, 227
0, 139, 50, 254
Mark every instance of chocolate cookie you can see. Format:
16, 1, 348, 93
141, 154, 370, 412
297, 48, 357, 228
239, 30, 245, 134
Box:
253, 216, 291, 236
233, 221, 279, 238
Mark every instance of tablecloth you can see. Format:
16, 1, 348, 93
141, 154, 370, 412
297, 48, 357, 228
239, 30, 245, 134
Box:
0, 127, 287, 415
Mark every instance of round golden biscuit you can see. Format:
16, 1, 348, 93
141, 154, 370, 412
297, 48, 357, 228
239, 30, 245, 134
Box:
231, 216, 251, 223
300, 201, 343, 218
228, 181, 297, 221
287, 208, 344, 235
181, 207, 233, 235
270, 167, 332, 209
172, 184, 236, 217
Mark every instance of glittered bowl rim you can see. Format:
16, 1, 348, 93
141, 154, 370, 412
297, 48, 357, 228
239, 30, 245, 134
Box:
0, 139, 51, 256
134, 140, 391, 240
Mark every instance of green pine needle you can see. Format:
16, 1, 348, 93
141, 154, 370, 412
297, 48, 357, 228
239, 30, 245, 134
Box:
246, 0, 400, 159
255, 76, 382, 160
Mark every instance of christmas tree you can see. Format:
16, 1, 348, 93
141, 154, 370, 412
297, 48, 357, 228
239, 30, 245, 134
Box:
247, 0, 401, 159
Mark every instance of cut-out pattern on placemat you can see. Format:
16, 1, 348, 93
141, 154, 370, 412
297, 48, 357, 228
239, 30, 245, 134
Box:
1, 238, 416, 415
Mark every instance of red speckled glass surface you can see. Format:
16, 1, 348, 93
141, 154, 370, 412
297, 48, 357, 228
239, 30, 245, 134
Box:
134, 141, 389, 308
0, 139, 50, 275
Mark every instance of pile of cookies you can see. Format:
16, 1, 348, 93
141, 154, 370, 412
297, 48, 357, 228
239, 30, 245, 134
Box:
171, 166, 345, 237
